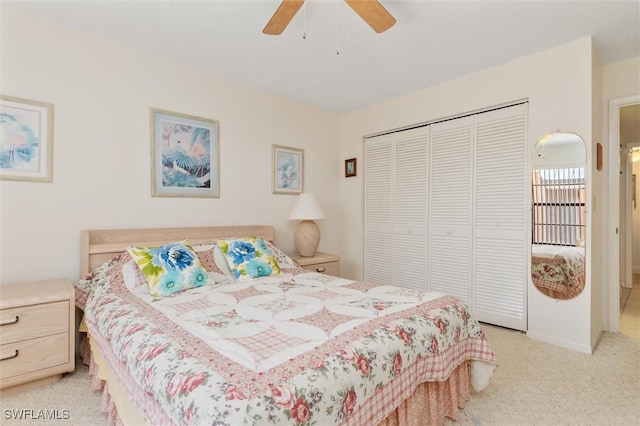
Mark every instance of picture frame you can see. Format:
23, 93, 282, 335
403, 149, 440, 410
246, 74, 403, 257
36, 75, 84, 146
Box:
345, 157, 357, 177
0, 95, 54, 182
272, 144, 304, 194
151, 108, 219, 198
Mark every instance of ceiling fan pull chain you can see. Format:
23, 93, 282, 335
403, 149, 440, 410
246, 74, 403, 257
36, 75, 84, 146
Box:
302, 1, 307, 39
336, 0, 340, 55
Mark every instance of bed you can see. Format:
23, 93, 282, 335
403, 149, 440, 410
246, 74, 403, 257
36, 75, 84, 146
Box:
74, 225, 497, 425
531, 244, 586, 299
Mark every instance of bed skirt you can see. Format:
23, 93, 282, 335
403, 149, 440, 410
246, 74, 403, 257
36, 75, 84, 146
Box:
81, 334, 473, 426
378, 363, 471, 425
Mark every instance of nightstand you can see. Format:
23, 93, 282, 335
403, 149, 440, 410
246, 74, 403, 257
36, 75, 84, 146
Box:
0, 279, 75, 395
291, 252, 340, 276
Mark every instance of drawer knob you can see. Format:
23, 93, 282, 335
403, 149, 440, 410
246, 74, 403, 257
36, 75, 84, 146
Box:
1, 349, 19, 361
0, 315, 19, 326
316, 267, 326, 273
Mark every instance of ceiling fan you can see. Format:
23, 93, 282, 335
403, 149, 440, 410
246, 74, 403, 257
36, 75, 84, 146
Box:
263, 0, 396, 35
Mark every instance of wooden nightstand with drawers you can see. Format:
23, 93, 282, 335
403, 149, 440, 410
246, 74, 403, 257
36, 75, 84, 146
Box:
291, 252, 340, 277
0, 279, 75, 395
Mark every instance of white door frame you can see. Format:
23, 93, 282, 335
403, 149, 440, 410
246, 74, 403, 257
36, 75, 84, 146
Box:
608, 95, 640, 332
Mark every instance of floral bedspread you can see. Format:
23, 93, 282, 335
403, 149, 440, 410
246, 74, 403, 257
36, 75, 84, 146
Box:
531, 244, 586, 299
76, 254, 496, 426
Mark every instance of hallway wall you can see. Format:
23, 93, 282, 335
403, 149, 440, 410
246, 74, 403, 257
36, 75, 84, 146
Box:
633, 157, 640, 273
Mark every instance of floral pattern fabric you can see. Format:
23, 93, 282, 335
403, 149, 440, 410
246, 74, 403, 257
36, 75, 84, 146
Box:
531, 244, 586, 299
127, 240, 208, 296
216, 236, 281, 281
78, 254, 496, 426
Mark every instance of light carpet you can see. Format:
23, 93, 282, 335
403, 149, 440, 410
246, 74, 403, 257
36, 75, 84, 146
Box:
1, 324, 639, 425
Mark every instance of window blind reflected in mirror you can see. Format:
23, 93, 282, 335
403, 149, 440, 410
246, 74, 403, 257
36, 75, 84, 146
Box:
532, 167, 586, 246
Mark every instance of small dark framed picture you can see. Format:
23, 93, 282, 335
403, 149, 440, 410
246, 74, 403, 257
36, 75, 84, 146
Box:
345, 158, 357, 177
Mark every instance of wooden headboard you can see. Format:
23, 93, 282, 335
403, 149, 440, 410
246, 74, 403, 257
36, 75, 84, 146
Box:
80, 225, 276, 277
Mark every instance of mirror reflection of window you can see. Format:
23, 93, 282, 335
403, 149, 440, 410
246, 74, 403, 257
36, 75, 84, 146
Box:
532, 167, 586, 246
531, 132, 587, 300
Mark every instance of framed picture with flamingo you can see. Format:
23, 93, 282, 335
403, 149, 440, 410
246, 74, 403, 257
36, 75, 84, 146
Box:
151, 108, 219, 198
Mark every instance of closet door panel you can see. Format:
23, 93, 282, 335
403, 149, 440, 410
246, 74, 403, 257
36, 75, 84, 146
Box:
364, 135, 393, 286
364, 231, 392, 286
393, 128, 428, 231
364, 103, 528, 329
475, 106, 527, 231
392, 128, 429, 289
429, 118, 473, 237
428, 235, 471, 303
393, 233, 427, 290
428, 117, 473, 302
475, 238, 525, 329
473, 104, 528, 330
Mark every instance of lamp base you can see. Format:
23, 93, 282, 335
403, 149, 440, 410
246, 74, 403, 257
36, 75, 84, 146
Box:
294, 220, 320, 257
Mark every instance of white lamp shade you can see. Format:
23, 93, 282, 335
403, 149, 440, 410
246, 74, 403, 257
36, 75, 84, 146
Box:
289, 193, 326, 220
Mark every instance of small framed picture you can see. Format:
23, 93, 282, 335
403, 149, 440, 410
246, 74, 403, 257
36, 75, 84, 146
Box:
151, 108, 219, 198
272, 144, 304, 194
0, 95, 54, 182
345, 158, 357, 177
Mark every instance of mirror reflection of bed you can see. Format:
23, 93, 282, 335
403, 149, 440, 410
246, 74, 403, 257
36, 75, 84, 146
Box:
531, 132, 586, 300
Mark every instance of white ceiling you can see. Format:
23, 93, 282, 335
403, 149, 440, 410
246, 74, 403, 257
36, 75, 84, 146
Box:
4, 0, 640, 114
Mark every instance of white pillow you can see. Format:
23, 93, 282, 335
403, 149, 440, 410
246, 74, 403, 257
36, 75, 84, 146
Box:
213, 245, 233, 275
122, 260, 150, 295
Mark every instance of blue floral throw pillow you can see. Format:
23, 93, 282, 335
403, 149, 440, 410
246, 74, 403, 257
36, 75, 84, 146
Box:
216, 237, 281, 281
127, 240, 208, 296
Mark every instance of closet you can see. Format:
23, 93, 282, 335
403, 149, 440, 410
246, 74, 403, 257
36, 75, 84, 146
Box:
364, 103, 528, 331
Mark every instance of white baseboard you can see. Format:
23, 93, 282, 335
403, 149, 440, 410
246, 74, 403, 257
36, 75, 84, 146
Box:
526, 330, 592, 354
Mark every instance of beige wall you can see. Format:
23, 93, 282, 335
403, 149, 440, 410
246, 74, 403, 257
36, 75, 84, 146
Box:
339, 38, 597, 352
602, 58, 640, 101
590, 43, 604, 348
339, 38, 595, 280
3, 4, 639, 352
0, 6, 341, 284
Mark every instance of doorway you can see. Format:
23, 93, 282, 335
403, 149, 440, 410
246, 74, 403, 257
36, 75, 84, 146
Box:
621, 142, 640, 338
609, 97, 640, 332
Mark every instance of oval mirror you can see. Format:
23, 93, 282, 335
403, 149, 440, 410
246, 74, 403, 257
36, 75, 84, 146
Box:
531, 132, 586, 300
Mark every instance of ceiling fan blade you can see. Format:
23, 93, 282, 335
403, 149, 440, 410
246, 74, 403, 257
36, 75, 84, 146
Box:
344, 0, 396, 33
263, 0, 305, 35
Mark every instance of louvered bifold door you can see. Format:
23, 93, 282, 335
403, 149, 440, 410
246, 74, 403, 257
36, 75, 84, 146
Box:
473, 104, 528, 331
392, 128, 429, 290
364, 134, 394, 286
428, 117, 474, 304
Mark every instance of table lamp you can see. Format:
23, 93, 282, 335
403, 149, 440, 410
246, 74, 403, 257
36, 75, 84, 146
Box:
289, 193, 326, 257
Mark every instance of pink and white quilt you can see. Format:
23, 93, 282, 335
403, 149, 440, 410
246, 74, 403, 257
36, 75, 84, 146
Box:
531, 244, 586, 299
75, 253, 496, 425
